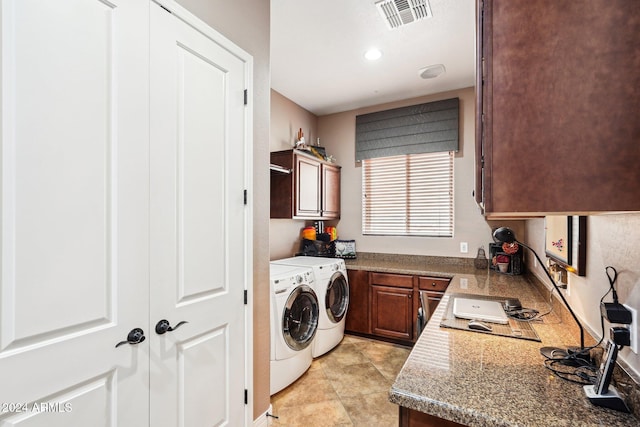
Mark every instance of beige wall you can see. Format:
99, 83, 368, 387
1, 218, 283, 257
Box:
271, 90, 319, 152
270, 90, 321, 259
317, 87, 496, 258
175, 0, 271, 419
525, 214, 640, 378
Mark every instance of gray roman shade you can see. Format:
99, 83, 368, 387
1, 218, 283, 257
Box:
355, 98, 459, 161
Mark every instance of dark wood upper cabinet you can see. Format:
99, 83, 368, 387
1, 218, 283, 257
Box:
321, 163, 341, 218
295, 154, 322, 218
270, 149, 341, 219
476, 0, 640, 216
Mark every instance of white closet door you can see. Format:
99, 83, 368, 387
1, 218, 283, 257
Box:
0, 0, 149, 426
149, 3, 247, 426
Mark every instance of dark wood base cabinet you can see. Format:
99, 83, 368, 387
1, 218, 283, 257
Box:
345, 270, 450, 345
399, 407, 465, 427
345, 269, 370, 335
371, 284, 413, 341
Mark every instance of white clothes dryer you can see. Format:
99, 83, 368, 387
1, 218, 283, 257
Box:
271, 256, 349, 357
269, 263, 319, 395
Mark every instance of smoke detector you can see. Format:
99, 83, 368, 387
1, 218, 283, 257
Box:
376, 0, 433, 29
419, 64, 446, 79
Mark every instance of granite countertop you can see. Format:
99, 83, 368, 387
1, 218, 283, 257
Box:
346, 254, 638, 426
345, 253, 479, 277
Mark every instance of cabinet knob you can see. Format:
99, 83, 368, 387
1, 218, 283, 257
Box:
431, 282, 436, 287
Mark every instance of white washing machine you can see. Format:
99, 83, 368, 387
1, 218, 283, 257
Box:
269, 263, 319, 395
272, 256, 349, 357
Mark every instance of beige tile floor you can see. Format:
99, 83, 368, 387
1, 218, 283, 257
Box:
269, 334, 411, 427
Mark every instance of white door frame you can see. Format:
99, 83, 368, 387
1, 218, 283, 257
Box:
153, 1, 254, 424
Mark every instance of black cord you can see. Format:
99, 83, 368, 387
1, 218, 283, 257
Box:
606, 266, 619, 303
543, 358, 598, 385
506, 308, 540, 321
541, 270, 621, 379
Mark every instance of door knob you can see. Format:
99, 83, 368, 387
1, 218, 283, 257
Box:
155, 319, 188, 335
115, 328, 146, 348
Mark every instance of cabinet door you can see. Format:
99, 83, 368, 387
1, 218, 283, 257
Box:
478, 0, 640, 214
295, 154, 322, 218
371, 285, 413, 341
400, 407, 466, 427
322, 164, 341, 219
345, 270, 370, 334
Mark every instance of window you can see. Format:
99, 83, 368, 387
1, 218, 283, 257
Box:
362, 152, 453, 237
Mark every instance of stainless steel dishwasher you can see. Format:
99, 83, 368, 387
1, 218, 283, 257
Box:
416, 291, 429, 337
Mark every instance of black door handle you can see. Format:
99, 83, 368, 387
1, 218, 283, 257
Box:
115, 328, 146, 348
155, 319, 188, 335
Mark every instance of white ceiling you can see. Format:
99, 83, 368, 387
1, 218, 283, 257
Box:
270, 0, 476, 116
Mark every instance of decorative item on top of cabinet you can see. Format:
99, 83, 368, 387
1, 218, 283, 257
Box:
270, 149, 341, 220
475, 0, 640, 216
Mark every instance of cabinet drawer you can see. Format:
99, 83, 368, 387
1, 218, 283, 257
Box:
418, 276, 450, 292
370, 272, 413, 289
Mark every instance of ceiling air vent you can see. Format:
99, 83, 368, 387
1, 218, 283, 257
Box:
376, 0, 433, 29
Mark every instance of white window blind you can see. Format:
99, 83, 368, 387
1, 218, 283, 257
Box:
362, 152, 453, 237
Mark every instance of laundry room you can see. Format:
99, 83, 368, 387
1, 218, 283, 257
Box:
6, 0, 638, 426
267, 1, 640, 426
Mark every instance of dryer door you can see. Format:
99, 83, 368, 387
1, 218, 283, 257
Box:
326, 272, 349, 323
283, 285, 319, 350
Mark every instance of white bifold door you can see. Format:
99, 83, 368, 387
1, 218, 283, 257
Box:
0, 1, 250, 426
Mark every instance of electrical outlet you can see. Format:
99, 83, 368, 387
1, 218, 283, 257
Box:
623, 304, 638, 354
460, 242, 468, 253
460, 278, 468, 289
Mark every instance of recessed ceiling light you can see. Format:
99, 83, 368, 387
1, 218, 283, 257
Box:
419, 64, 446, 79
364, 48, 382, 61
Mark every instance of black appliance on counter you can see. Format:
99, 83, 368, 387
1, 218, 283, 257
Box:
489, 242, 523, 275
298, 238, 333, 257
